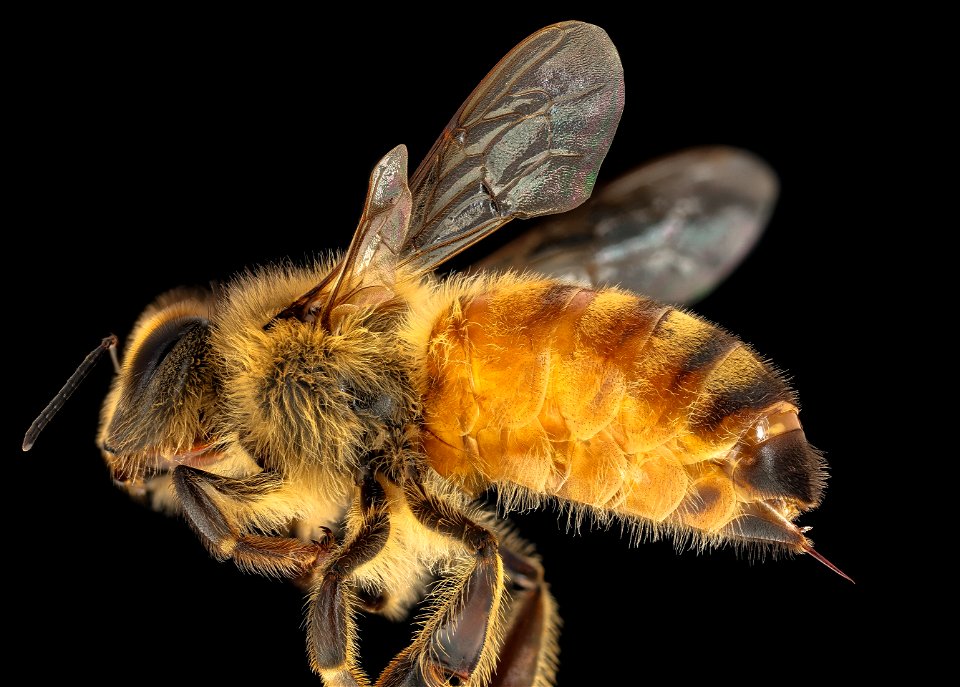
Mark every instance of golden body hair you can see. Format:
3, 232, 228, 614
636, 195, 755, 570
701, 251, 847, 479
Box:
415, 273, 824, 549
97, 259, 824, 685
23, 21, 845, 687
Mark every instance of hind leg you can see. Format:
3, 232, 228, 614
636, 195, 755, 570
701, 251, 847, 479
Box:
374, 485, 559, 687
488, 544, 559, 687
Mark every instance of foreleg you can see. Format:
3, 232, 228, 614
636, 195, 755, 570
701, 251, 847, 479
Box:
172, 465, 333, 578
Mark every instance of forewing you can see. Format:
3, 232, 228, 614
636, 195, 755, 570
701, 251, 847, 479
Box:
396, 21, 625, 273
471, 146, 779, 304
272, 145, 412, 323
274, 21, 625, 323
347, 145, 413, 282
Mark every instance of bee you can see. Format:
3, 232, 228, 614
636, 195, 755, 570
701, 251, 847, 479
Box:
23, 20, 849, 687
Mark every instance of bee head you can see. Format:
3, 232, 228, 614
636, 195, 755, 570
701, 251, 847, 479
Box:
98, 288, 217, 482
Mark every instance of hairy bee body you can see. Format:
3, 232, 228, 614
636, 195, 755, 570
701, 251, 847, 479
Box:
27, 21, 845, 686
416, 273, 825, 548
97, 257, 825, 677
182, 261, 823, 556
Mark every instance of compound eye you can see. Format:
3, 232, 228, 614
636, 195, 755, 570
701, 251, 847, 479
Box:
129, 316, 208, 388
119, 288, 214, 383
103, 289, 215, 458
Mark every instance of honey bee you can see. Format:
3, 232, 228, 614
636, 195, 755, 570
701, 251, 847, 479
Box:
22, 19, 850, 687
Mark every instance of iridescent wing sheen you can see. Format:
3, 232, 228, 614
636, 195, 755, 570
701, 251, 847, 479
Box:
470, 146, 779, 305
277, 20, 624, 323
397, 20, 625, 273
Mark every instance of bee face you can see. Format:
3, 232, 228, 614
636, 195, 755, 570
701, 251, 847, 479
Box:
99, 288, 216, 480
16, 11, 870, 686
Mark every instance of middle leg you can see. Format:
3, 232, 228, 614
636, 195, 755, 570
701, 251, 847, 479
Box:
307, 473, 391, 687
376, 484, 505, 687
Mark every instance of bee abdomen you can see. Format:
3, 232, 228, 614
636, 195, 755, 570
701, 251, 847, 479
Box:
420, 275, 804, 538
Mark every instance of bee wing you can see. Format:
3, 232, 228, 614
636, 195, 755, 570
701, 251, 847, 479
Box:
470, 146, 779, 305
398, 20, 625, 273
277, 20, 624, 323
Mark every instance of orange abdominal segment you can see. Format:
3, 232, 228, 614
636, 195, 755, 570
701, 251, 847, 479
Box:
420, 276, 812, 546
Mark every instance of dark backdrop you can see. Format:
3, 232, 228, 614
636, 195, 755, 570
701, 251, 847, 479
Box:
11, 7, 907, 684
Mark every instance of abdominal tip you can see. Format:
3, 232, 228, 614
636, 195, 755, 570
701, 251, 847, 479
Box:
803, 544, 855, 583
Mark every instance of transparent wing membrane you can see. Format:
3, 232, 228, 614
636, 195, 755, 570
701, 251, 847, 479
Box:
472, 146, 778, 304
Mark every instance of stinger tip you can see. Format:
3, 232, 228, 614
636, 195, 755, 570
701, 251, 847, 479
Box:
803, 544, 854, 584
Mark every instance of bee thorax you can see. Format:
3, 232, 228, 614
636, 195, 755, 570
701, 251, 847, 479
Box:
212, 264, 418, 478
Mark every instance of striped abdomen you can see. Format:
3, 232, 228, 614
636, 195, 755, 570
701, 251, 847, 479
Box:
419, 275, 826, 550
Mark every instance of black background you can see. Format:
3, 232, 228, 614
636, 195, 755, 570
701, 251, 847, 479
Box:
11, 7, 913, 684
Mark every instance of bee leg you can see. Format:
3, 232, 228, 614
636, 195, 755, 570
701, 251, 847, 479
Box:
307, 473, 390, 687
376, 487, 503, 687
355, 587, 389, 612
489, 545, 559, 687
172, 465, 334, 578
